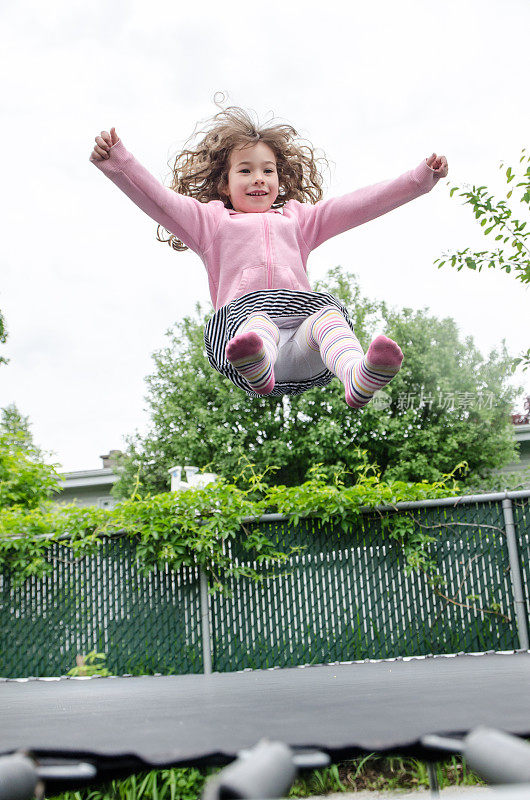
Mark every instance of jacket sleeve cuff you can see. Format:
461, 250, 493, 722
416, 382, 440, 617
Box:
411, 158, 442, 190
89, 139, 132, 174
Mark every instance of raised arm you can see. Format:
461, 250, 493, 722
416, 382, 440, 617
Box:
294, 156, 447, 252
89, 128, 221, 255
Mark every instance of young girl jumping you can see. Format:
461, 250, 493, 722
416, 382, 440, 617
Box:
89, 103, 448, 407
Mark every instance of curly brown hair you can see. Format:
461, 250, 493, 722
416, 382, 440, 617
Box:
157, 94, 329, 252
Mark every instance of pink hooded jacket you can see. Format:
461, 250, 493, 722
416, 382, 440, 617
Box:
91, 140, 442, 311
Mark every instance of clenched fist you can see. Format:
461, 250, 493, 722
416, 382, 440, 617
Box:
426, 152, 448, 177
90, 127, 120, 162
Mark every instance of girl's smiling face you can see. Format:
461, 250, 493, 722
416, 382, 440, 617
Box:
224, 141, 279, 213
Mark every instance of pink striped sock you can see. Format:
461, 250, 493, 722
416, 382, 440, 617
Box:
344, 335, 403, 408
225, 313, 280, 395
307, 307, 403, 408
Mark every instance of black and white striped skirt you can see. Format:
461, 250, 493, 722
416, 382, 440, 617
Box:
203, 289, 356, 398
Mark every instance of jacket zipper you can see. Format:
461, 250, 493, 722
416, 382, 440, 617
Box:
263, 214, 272, 290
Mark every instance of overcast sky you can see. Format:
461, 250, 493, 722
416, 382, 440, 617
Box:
1, 0, 528, 473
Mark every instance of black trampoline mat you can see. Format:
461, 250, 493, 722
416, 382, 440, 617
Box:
2, 652, 530, 768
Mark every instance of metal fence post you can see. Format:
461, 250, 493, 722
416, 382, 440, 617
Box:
199, 567, 213, 674
169, 466, 214, 674
502, 497, 530, 650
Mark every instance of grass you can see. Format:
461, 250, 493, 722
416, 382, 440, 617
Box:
288, 754, 485, 795
46, 755, 485, 800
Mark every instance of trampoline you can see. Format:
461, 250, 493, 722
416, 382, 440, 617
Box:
2, 650, 530, 799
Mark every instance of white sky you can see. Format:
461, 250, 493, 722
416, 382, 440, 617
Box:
1, 0, 529, 473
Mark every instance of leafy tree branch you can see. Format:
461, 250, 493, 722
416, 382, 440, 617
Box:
434, 147, 529, 369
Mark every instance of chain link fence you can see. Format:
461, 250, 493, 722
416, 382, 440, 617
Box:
1, 491, 529, 678
0, 536, 203, 677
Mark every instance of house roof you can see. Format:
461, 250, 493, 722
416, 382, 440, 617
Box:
58, 468, 119, 489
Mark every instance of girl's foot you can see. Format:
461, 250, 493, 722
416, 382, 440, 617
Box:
344, 335, 403, 408
226, 331, 276, 395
